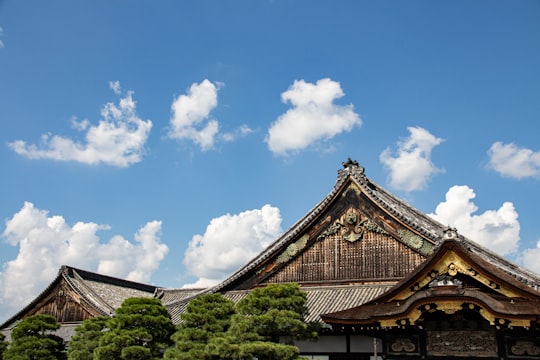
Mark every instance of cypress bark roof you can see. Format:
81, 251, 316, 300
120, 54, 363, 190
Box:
321, 237, 540, 327
162, 160, 540, 314
0, 265, 157, 330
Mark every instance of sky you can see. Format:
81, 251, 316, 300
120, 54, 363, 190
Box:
0, 0, 539, 323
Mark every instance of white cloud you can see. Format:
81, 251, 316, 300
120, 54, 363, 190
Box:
222, 125, 253, 142
169, 79, 220, 151
428, 185, 520, 256
265, 78, 362, 156
521, 240, 540, 274
0, 26, 4, 48
380, 126, 444, 192
183, 205, 283, 288
8, 82, 152, 167
487, 142, 540, 179
109, 80, 122, 95
0, 202, 168, 318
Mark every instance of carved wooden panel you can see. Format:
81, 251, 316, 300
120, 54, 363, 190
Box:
427, 330, 497, 357
387, 335, 421, 356
266, 230, 424, 284
29, 280, 97, 323
506, 337, 540, 358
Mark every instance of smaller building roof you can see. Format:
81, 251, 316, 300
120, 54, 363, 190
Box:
321, 235, 540, 328
0, 265, 158, 330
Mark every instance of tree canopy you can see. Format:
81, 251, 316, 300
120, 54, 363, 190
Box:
167, 283, 316, 360
3, 314, 66, 360
0, 332, 8, 358
225, 283, 315, 360
93, 297, 175, 360
164, 293, 236, 360
67, 315, 109, 360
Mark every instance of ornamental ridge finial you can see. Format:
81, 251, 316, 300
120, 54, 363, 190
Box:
443, 227, 459, 240
341, 158, 364, 174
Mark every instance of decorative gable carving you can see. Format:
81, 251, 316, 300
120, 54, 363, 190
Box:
321, 237, 540, 330
317, 207, 388, 243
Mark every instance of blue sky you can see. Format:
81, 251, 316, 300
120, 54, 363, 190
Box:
1, 0, 539, 322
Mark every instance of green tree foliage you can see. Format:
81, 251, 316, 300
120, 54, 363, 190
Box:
3, 314, 66, 360
0, 332, 8, 358
67, 316, 108, 360
164, 293, 236, 360
235, 282, 313, 342
206, 283, 316, 360
93, 297, 175, 360
230, 283, 315, 360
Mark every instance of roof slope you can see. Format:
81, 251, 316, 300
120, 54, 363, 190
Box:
321, 234, 540, 328
0, 265, 157, 330
164, 159, 540, 323
207, 160, 442, 292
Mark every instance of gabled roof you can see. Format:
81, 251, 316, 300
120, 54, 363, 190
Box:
163, 160, 540, 326
321, 234, 540, 328
164, 284, 394, 325
0, 265, 157, 329
206, 160, 442, 292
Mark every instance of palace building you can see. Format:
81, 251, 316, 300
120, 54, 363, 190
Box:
2, 159, 540, 359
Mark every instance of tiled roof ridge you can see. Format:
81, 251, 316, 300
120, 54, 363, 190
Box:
63, 267, 116, 316
178, 160, 438, 302
160, 160, 540, 307
343, 165, 445, 242
456, 235, 540, 289
343, 162, 540, 288
0, 268, 66, 329
164, 163, 355, 306
63, 265, 158, 293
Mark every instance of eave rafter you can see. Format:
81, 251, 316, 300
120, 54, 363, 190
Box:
394, 250, 524, 301
378, 298, 538, 329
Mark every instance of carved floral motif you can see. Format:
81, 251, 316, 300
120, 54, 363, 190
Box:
510, 340, 540, 356
390, 337, 417, 353
427, 330, 497, 357
276, 235, 309, 264
317, 208, 388, 242
397, 228, 434, 255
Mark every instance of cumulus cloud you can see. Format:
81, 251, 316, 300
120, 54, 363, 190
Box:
380, 126, 444, 192
265, 78, 362, 156
487, 142, 540, 179
222, 125, 253, 142
521, 240, 540, 274
0, 202, 168, 319
168, 79, 253, 150
428, 185, 520, 256
0, 27, 4, 48
183, 205, 283, 288
8, 82, 152, 167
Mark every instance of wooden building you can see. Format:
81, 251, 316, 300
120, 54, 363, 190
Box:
2, 159, 540, 359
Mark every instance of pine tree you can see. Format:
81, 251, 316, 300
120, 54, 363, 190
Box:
67, 316, 109, 360
3, 314, 66, 360
164, 293, 235, 360
208, 283, 317, 360
0, 332, 8, 358
93, 297, 175, 360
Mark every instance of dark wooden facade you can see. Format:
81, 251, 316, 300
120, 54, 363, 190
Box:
0, 266, 157, 340
322, 235, 540, 359
23, 279, 98, 323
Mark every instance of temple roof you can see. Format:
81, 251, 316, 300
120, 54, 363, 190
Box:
0, 265, 157, 330
163, 160, 540, 308
321, 237, 540, 327
3, 160, 540, 331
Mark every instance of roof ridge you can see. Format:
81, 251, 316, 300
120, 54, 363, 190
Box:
199, 161, 352, 295
66, 267, 115, 316
0, 268, 65, 329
